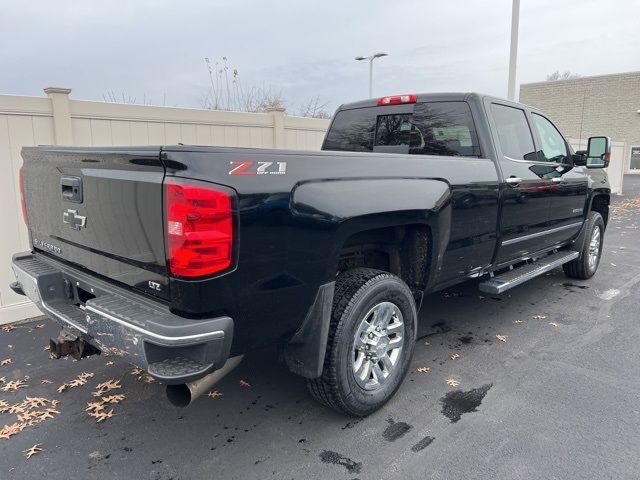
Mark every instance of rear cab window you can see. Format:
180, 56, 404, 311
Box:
323, 101, 481, 157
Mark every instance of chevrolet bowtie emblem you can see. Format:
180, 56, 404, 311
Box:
63, 209, 87, 230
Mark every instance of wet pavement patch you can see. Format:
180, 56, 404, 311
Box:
341, 418, 362, 430
382, 418, 413, 441
563, 282, 589, 291
411, 436, 435, 452
319, 450, 362, 474
430, 321, 452, 334
458, 335, 473, 344
440, 384, 492, 423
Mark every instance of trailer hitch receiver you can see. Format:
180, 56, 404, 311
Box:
49, 328, 100, 360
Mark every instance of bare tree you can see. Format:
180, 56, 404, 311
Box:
297, 96, 331, 119
242, 85, 287, 113
546, 70, 581, 81
202, 57, 331, 117
102, 90, 165, 106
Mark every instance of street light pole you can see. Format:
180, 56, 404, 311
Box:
355, 52, 388, 98
507, 0, 520, 100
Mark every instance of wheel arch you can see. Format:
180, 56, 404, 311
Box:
589, 193, 610, 228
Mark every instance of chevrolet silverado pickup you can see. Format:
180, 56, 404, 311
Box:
11, 93, 612, 416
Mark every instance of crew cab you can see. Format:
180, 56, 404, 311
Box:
11, 93, 611, 416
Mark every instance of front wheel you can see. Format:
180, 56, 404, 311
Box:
563, 211, 605, 279
307, 268, 417, 417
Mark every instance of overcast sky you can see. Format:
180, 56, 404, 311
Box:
1, 0, 638, 113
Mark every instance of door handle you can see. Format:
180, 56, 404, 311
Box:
505, 177, 522, 187
551, 177, 565, 183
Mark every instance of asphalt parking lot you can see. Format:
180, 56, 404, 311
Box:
2, 176, 640, 480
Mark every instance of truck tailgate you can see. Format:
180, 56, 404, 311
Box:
20, 146, 169, 300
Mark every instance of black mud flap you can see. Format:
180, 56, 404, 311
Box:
283, 282, 335, 379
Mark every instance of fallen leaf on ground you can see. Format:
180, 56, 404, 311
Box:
105, 361, 114, 366
207, 390, 223, 398
514, 320, 525, 324
92, 379, 121, 396
0, 422, 25, 440
43, 345, 50, 351
417, 367, 430, 373
239, 380, 251, 388
142, 374, 155, 384
0, 358, 12, 367
23, 397, 48, 409
34, 324, 45, 329
1, 325, 15, 333
8, 403, 26, 415
90, 409, 114, 422
101, 394, 125, 404
495, 334, 508, 343
41, 379, 52, 384
548, 322, 559, 327
17, 411, 39, 423
23, 444, 43, 459
532, 314, 547, 320
37, 411, 56, 421
446, 378, 460, 387
1, 379, 28, 392
0, 377, 5, 383
450, 353, 461, 360
58, 372, 95, 393
85, 401, 105, 413
131, 367, 143, 377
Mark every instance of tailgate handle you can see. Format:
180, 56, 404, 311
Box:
61, 176, 83, 203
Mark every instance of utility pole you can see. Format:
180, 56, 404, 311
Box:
355, 52, 388, 98
507, 0, 520, 100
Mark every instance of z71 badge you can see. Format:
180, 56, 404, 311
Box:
229, 161, 287, 176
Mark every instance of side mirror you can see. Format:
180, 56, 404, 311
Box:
586, 136, 611, 168
572, 150, 587, 166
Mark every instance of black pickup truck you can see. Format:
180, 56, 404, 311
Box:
11, 93, 611, 416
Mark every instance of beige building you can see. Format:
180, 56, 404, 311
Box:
520, 71, 640, 172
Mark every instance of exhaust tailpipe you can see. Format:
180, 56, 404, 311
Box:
166, 356, 243, 407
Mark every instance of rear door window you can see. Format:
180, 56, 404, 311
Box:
490, 103, 538, 161
324, 101, 481, 157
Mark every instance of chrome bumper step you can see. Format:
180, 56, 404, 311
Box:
479, 250, 579, 295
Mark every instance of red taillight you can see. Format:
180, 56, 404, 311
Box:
377, 94, 417, 106
19, 166, 28, 225
165, 180, 234, 278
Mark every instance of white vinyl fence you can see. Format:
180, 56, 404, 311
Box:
0, 88, 330, 323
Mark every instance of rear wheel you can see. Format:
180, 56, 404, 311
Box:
307, 268, 417, 416
563, 211, 604, 279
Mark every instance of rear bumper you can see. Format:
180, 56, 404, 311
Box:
11, 252, 233, 384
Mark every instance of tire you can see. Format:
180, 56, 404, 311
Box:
307, 268, 417, 417
563, 211, 605, 280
